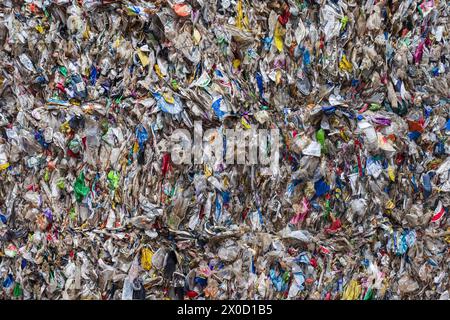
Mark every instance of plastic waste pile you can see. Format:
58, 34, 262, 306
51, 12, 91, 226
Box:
0, 0, 449, 300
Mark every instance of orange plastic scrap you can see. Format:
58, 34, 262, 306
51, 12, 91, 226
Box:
407, 119, 424, 132
173, 3, 191, 17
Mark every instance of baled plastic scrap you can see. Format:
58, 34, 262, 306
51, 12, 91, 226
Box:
0, 0, 449, 300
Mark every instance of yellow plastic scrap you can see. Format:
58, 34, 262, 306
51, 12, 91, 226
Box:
204, 164, 212, 178
339, 129, 349, 142
133, 141, 139, 154
236, 0, 243, 29
119, 157, 128, 173
137, 49, 150, 67
35, 25, 44, 34
223, 176, 230, 188
241, 117, 251, 130
335, 187, 341, 199
385, 199, 395, 210
274, 21, 284, 52
275, 69, 282, 84
444, 227, 450, 244
141, 247, 153, 271
187, 71, 196, 85
388, 166, 396, 182
154, 64, 165, 78
113, 37, 122, 49
83, 24, 90, 40
304, 181, 315, 198
339, 54, 353, 72
163, 93, 175, 104
342, 279, 362, 300
69, 99, 81, 106
193, 28, 201, 45
0, 163, 10, 171
233, 59, 241, 69
379, 278, 389, 298
60, 121, 71, 134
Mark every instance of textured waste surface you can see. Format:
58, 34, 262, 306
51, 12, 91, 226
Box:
0, 0, 449, 300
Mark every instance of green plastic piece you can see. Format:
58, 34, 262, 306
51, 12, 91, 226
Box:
13, 283, 22, 298
107, 170, 120, 190
74, 172, 89, 202
59, 66, 67, 77
316, 128, 326, 153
